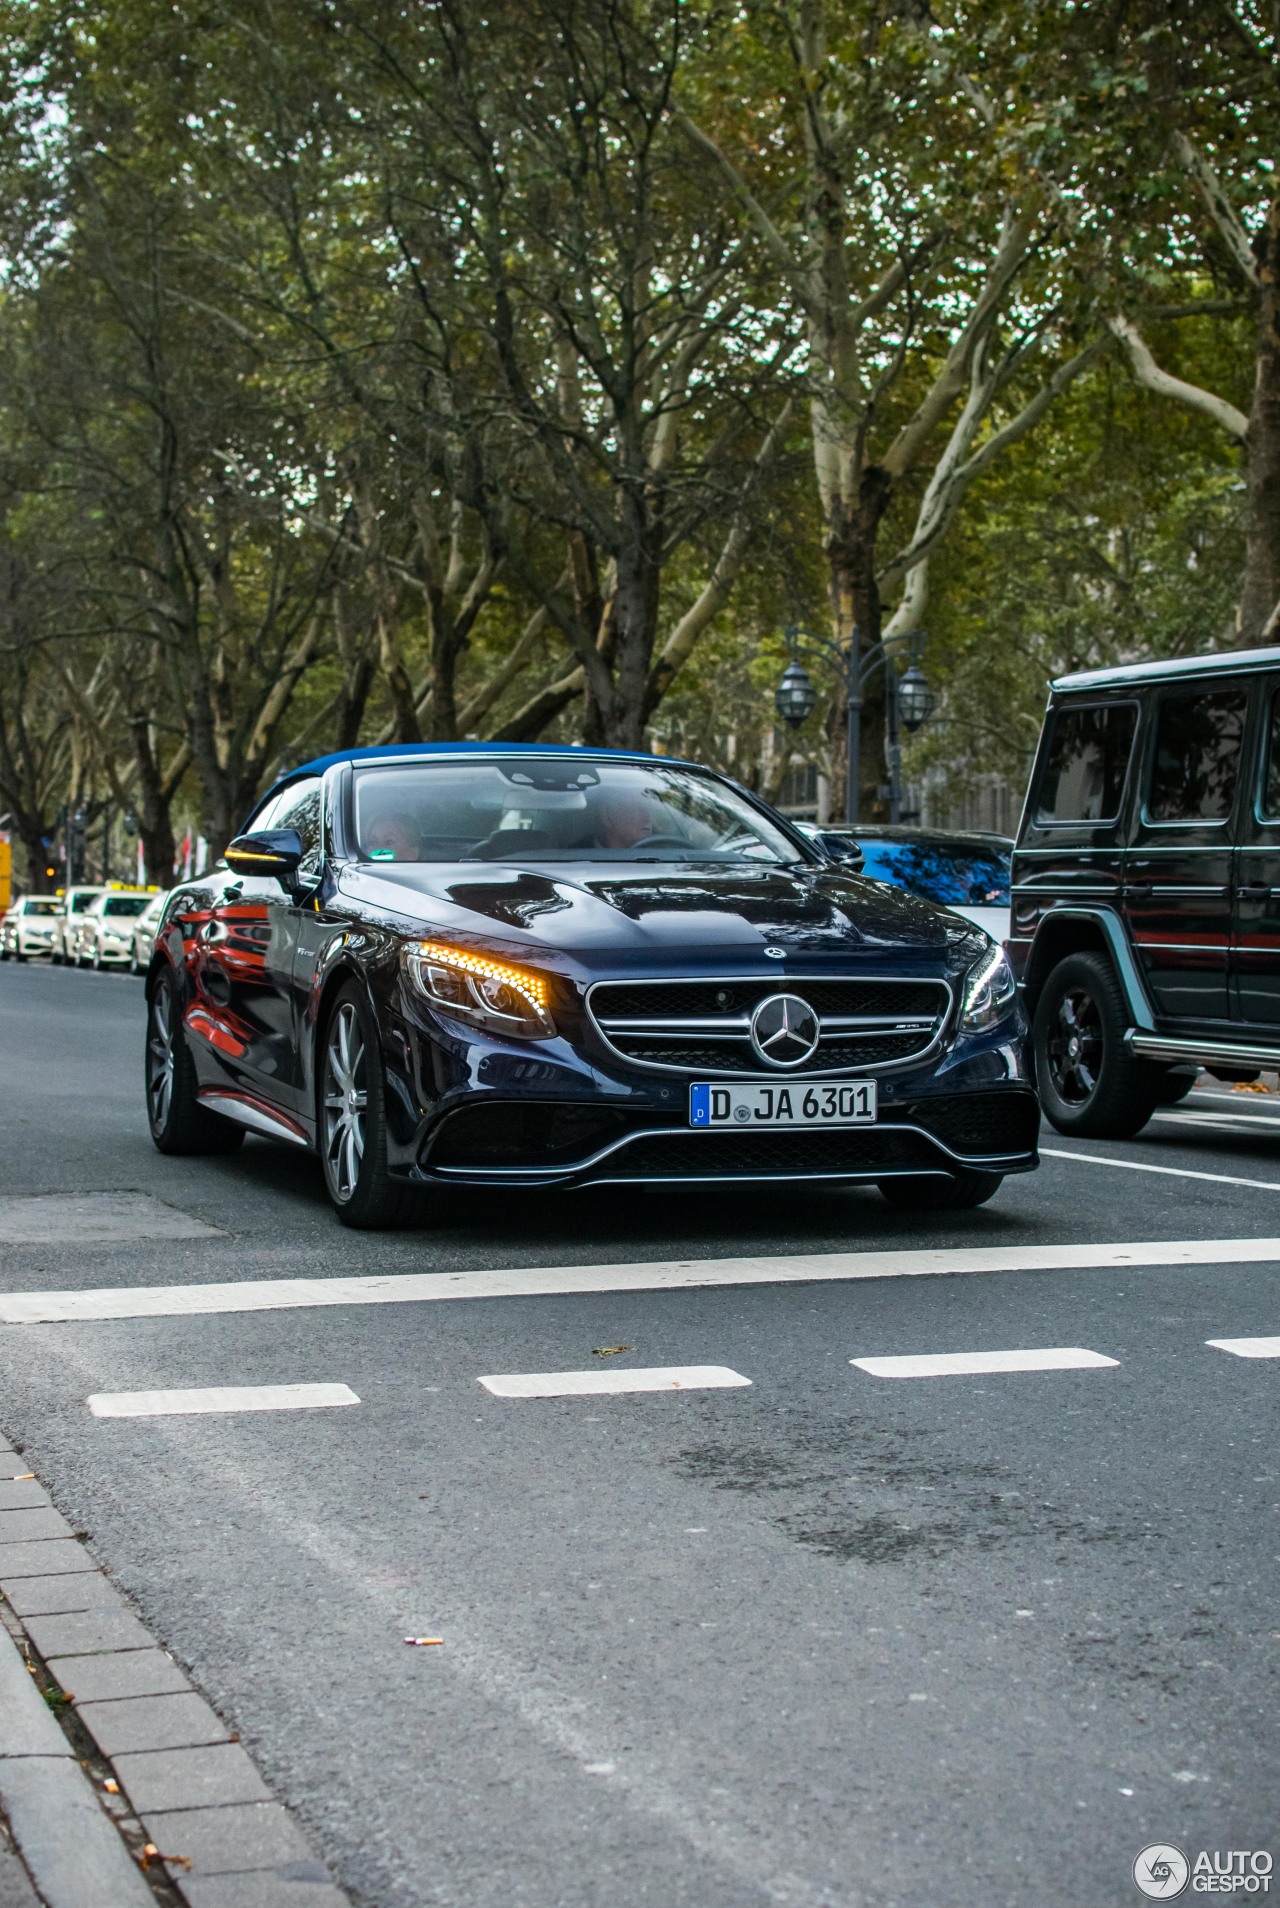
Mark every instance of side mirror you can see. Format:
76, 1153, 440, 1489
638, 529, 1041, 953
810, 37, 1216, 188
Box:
813, 831, 865, 871
224, 829, 304, 883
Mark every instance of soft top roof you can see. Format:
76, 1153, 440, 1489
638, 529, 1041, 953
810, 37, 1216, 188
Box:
1052, 645, 1280, 693
263, 740, 686, 810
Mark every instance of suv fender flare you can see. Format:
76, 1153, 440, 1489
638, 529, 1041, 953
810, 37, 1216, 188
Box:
1022, 906, 1156, 1032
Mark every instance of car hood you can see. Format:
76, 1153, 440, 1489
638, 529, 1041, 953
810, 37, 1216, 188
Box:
338, 859, 984, 969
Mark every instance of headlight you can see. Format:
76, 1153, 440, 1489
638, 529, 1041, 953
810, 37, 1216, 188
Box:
404, 940, 557, 1040
960, 943, 1016, 1032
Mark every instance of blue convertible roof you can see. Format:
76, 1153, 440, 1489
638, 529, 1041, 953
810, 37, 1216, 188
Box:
263, 739, 682, 806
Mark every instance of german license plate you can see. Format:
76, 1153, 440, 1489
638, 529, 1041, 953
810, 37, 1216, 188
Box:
689, 1081, 877, 1128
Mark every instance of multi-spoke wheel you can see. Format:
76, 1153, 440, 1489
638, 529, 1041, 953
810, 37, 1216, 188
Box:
1032, 952, 1159, 1138
145, 969, 244, 1156
318, 983, 428, 1229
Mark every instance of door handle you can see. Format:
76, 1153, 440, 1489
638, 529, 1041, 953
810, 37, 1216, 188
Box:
1239, 883, 1271, 898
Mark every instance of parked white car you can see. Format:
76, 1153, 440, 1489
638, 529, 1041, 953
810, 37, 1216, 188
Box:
128, 891, 169, 975
77, 890, 156, 969
0, 894, 63, 961
51, 885, 106, 964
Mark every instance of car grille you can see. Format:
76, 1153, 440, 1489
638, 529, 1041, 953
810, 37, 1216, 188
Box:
598, 1127, 939, 1179
901, 1090, 1040, 1158
587, 976, 950, 1076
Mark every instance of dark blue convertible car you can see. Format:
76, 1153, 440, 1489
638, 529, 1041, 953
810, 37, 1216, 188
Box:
144, 743, 1038, 1226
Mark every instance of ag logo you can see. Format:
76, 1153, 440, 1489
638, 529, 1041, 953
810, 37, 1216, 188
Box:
1134, 1845, 1190, 1899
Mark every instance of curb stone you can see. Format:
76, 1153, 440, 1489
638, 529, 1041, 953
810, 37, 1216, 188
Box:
0, 1437, 349, 1908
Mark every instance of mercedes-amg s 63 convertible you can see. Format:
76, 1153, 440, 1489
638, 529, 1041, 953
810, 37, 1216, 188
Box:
143, 743, 1038, 1226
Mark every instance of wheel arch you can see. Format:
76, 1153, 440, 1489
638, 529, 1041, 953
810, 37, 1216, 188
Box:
1022, 907, 1155, 1031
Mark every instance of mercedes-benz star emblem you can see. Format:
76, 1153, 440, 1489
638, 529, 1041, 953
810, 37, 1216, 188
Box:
750, 993, 821, 1069
763, 946, 786, 959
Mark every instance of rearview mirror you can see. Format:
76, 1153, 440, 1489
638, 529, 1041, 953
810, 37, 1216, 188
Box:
812, 831, 864, 871
224, 829, 304, 882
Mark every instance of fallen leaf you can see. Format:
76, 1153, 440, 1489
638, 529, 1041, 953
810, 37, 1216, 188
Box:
103, 1779, 119, 1794
592, 1345, 632, 1357
141, 1845, 192, 1873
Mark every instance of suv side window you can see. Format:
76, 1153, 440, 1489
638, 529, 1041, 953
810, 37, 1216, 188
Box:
1259, 690, 1280, 820
1035, 702, 1136, 823
1146, 689, 1247, 824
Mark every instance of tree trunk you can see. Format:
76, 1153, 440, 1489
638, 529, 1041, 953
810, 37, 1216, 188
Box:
607, 492, 661, 750
128, 720, 177, 885
1240, 194, 1280, 645
826, 466, 892, 822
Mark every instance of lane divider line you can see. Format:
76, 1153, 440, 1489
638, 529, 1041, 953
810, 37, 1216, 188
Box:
850, 1347, 1119, 1379
1205, 1337, 1280, 1360
5, 1238, 1280, 1327
86, 1383, 360, 1418
477, 1366, 751, 1399
1041, 1148, 1280, 1193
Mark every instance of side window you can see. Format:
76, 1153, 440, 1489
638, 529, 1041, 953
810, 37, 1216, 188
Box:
1260, 690, 1280, 820
272, 777, 324, 873
1146, 690, 1247, 824
1035, 703, 1136, 823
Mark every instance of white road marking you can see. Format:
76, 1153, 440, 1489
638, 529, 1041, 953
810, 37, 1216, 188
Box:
1154, 1109, 1280, 1130
0, 1192, 222, 1246
478, 1366, 750, 1399
1041, 1148, 1280, 1193
5, 1237, 1280, 1325
850, 1348, 1119, 1379
1205, 1337, 1280, 1359
86, 1383, 360, 1418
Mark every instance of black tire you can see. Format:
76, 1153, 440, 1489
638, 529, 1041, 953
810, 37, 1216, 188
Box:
128, 947, 141, 976
50, 949, 62, 966
145, 967, 245, 1156
1033, 951, 1159, 1138
319, 982, 428, 1229
14, 950, 26, 964
1154, 1068, 1198, 1107
878, 1170, 1004, 1211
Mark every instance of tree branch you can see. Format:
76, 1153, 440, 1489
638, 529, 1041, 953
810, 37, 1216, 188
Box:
1108, 314, 1248, 438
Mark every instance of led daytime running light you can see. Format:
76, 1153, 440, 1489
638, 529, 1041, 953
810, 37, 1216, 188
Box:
417, 941, 548, 1012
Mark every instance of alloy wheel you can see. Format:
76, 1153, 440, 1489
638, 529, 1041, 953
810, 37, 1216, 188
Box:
147, 985, 175, 1128
323, 1002, 368, 1202
1045, 984, 1103, 1105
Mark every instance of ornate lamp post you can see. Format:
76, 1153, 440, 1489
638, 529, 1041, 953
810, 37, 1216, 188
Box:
774, 626, 933, 825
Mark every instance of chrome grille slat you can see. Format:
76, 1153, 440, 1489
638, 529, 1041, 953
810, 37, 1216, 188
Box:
587, 975, 951, 1077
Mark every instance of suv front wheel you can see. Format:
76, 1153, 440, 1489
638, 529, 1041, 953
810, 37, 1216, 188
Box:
1033, 952, 1159, 1139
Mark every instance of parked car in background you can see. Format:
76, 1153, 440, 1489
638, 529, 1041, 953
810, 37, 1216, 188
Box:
51, 886, 105, 963
1010, 644, 1280, 1137
76, 890, 155, 968
800, 825, 1013, 942
128, 891, 169, 975
0, 894, 62, 961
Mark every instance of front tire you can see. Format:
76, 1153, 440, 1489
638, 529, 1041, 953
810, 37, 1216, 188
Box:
145, 969, 244, 1156
1033, 951, 1158, 1138
878, 1170, 1004, 1211
319, 984, 426, 1229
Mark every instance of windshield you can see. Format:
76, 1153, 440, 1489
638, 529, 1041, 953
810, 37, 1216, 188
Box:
857, 839, 1010, 906
103, 896, 150, 917
69, 890, 100, 911
350, 758, 804, 866
23, 899, 60, 916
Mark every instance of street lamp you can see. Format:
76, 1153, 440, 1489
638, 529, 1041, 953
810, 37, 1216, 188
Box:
773, 625, 932, 825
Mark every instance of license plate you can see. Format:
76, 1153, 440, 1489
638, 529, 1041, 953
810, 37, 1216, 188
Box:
689, 1081, 877, 1128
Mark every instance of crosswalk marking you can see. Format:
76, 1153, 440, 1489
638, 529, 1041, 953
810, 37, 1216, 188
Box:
3, 1237, 1279, 1325
1041, 1149, 1280, 1193
1205, 1337, 1280, 1360
478, 1366, 751, 1399
86, 1383, 360, 1418
850, 1348, 1119, 1380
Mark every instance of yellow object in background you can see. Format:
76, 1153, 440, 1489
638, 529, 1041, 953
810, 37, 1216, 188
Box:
0, 838, 10, 916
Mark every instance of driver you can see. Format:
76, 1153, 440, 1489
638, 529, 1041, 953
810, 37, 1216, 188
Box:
596, 791, 660, 849
365, 811, 420, 860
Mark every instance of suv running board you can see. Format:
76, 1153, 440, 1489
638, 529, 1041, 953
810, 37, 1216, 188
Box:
1126, 1030, 1280, 1069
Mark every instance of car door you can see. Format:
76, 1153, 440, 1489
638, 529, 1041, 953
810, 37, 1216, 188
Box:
1233, 675, 1280, 1025
197, 778, 323, 1113
1123, 682, 1249, 1024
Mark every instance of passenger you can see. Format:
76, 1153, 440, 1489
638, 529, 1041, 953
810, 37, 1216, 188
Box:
365, 812, 420, 860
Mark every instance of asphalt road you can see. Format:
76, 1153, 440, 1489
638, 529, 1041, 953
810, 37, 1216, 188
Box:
0, 960, 1277, 1908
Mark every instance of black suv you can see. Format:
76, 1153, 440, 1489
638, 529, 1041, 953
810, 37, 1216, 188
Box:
1009, 645, 1280, 1136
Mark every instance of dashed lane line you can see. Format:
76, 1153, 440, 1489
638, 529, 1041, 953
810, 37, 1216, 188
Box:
850, 1348, 1119, 1380
86, 1383, 360, 1417
1153, 1109, 1280, 1130
1205, 1337, 1280, 1359
1041, 1148, 1280, 1193
3, 1237, 1280, 1324
477, 1366, 751, 1399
